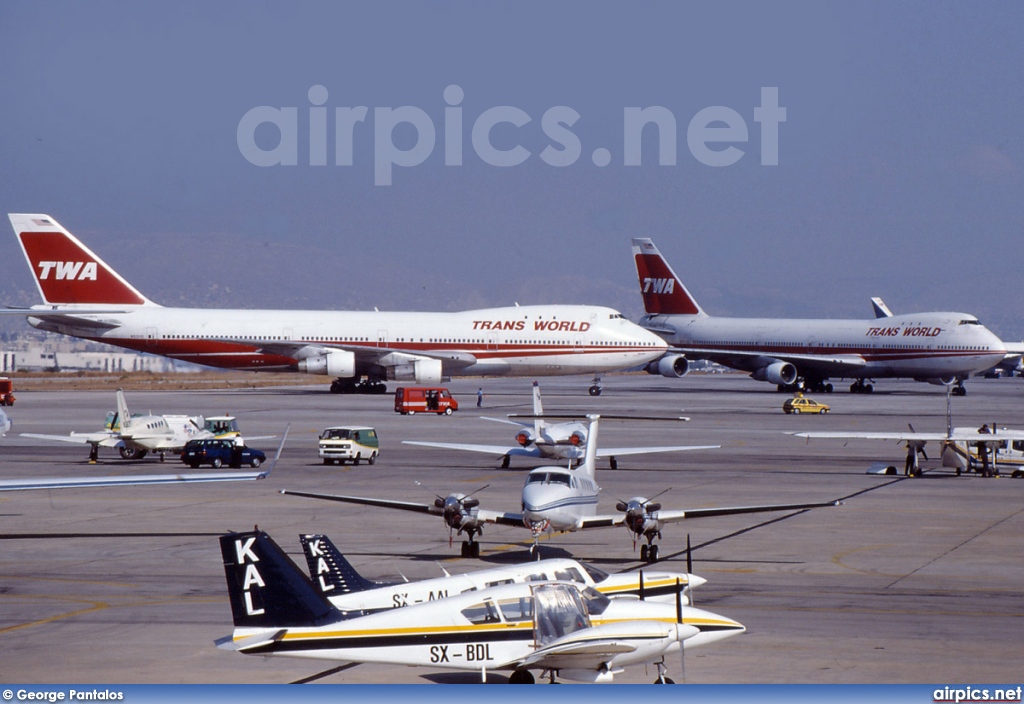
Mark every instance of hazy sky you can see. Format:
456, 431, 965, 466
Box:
2, 2, 1022, 338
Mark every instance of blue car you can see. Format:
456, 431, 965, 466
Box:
181, 438, 265, 469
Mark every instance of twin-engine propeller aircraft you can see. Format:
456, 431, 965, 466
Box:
0, 427, 286, 491
404, 381, 715, 469
20, 388, 218, 462
282, 416, 840, 562
791, 424, 1024, 477
298, 532, 705, 611
632, 238, 1006, 395
3, 214, 667, 395
218, 530, 744, 683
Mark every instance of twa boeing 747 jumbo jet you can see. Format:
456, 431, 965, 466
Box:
632, 238, 1006, 395
3, 215, 668, 395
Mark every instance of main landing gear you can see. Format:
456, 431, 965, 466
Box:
588, 376, 602, 396
329, 377, 387, 394
951, 380, 967, 397
850, 379, 874, 394
460, 540, 481, 558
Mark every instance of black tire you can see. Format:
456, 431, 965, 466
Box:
444, 407, 453, 415
649, 544, 659, 563
793, 408, 801, 414
212, 457, 223, 469
588, 386, 601, 396
189, 462, 200, 469
640, 544, 649, 561
819, 408, 827, 414
368, 453, 376, 465
250, 457, 262, 468
509, 669, 535, 685
323, 459, 332, 465
655, 677, 676, 684
353, 455, 360, 466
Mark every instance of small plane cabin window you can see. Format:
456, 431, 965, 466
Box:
498, 597, 533, 623
461, 599, 501, 625
555, 568, 585, 583
486, 578, 514, 588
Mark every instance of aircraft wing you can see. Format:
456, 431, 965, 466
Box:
402, 440, 542, 458
650, 499, 841, 523
21, 431, 121, 447
578, 499, 839, 529
792, 430, 1024, 443
479, 416, 532, 428
0, 427, 287, 492
594, 444, 720, 458
279, 490, 443, 515
0, 469, 272, 491
516, 621, 690, 673
248, 341, 480, 372
670, 346, 868, 372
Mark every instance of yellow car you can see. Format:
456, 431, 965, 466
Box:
783, 394, 830, 415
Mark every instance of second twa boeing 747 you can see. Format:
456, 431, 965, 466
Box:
2, 215, 668, 394
632, 238, 1006, 395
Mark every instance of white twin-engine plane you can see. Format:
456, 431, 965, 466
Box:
20, 388, 217, 462
218, 530, 745, 683
297, 532, 707, 611
5, 214, 669, 396
404, 381, 716, 469
282, 415, 840, 562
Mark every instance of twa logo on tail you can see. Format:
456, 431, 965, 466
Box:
642, 277, 675, 295
11, 213, 151, 307
37, 261, 98, 281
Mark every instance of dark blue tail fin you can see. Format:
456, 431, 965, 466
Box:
299, 533, 392, 595
220, 530, 339, 629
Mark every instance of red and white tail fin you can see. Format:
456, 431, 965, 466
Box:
630, 238, 704, 316
9, 213, 153, 306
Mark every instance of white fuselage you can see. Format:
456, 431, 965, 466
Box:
643, 311, 1006, 380
30, 304, 666, 378
520, 467, 601, 531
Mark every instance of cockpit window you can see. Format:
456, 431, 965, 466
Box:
579, 586, 612, 616
554, 568, 585, 583
581, 563, 610, 583
526, 472, 571, 486
958, 319, 981, 325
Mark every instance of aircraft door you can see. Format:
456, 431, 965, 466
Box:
532, 584, 591, 646
377, 330, 388, 348
145, 327, 158, 347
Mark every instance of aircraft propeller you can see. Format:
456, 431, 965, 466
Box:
616, 488, 672, 562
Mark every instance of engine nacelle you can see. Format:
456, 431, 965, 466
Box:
297, 349, 356, 378
918, 376, 956, 386
644, 354, 689, 378
753, 361, 798, 386
568, 430, 586, 446
515, 430, 534, 447
388, 357, 443, 385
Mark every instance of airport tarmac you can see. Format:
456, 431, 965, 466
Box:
1, 373, 1021, 684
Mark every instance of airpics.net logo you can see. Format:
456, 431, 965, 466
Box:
236, 85, 786, 186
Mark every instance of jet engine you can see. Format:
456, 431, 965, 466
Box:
297, 349, 356, 378
515, 430, 535, 447
644, 354, 689, 378
568, 430, 586, 446
918, 375, 956, 386
387, 358, 443, 385
752, 361, 797, 386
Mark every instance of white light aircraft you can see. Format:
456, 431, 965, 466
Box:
631, 238, 1006, 395
3, 214, 667, 395
298, 532, 706, 611
404, 381, 716, 469
218, 530, 744, 683
791, 424, 1024, 478
283, 416, 839, 562
0, 427, 286, 491
21, 388, 215, 462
